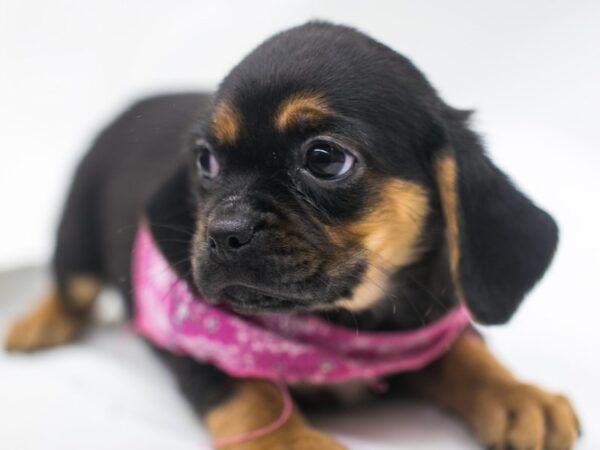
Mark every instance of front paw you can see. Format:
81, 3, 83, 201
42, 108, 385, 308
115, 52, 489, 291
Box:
218, 426, 347, 450
207, 379, 347, 450
5, 294, 84, 352
466, 382, 580, 450
275, 427, 346, 450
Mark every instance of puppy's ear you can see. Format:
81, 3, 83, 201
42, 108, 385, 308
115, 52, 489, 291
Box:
432, 115, 558, 324
145, 164, 196, 281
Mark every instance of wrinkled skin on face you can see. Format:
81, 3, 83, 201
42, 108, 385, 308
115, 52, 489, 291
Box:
188, 25, 439, 315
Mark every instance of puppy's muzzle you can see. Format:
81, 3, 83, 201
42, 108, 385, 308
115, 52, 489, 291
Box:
194, 194, 349, 313
207, 214, 256, 260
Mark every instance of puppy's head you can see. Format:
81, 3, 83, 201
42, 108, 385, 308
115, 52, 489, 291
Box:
154, 23, 558, 324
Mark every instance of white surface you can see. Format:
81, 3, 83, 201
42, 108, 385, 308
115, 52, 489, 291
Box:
1, 1, 599, 449
4, 269, 596, 450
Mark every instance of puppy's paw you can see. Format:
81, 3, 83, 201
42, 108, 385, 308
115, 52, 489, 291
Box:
279, 427, 346, 450
468, 382, 580, 450
4, 293, 85, 352
220, 426, 346, 450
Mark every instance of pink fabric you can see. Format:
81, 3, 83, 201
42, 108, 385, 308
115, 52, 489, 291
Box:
133, 224, 471, 384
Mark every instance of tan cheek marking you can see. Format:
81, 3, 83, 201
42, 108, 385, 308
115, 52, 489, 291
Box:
434, 155, 465, 303
274, 91, 331, 131
335, 180, 430, 311
211, 101, 241, 145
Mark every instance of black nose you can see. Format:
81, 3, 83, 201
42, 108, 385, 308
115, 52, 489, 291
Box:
207, 216, 255, 256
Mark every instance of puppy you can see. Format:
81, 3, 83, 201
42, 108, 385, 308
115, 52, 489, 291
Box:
6, 22, 580, 449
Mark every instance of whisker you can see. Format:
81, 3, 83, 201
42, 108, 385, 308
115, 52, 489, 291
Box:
149, 223, 195, 237
155, 238, 193, 245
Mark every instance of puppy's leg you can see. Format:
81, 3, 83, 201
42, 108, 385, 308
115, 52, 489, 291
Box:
205, 380, 344, 450
157, 350, 346, 450
5, 275, 101, 352
206, 380, 346, 450
6, 147, 106, 353
407, 333, 580, 450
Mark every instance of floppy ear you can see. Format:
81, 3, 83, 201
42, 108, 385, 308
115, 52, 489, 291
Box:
433, 119, 559, 324
145, 164, 197, 283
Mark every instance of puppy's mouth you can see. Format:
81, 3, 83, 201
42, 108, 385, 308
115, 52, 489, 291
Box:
193, 252, 369, 314
192, 230, 369, 315
216, 284, 318, 314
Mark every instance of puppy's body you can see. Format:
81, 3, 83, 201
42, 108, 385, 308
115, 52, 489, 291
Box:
51, 90, 451, 409
54, 94, 207, 314
6, 23, 580, 449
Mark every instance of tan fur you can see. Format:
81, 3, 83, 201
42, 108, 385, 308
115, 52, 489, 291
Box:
67, 275, 102, 310
206, 379, 346, 449
5, 291, 87, 352
433, 154, 466, 304
335, 180, 429, 311
212, 101, 242, 145
5, 275, 101, 352
408, 333, 580, 450
274, 91, 331, 131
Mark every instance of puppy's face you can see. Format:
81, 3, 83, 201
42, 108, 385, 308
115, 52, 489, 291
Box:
181, 23, 558, 324
188, 26, 436, 314
190, 94, 430, 314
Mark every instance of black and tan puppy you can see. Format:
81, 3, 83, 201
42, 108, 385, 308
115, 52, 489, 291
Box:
6, 22, 579, 449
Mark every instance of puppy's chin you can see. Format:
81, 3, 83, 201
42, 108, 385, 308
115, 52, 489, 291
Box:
200, 283, 341, 315
192, 248, 369, 315
218, 285, 315, 314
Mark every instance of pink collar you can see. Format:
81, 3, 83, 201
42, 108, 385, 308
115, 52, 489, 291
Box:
133, 224, 471, 385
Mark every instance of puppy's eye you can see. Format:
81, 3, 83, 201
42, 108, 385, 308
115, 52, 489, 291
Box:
305, 143, 355, 179
196, 146, 220, 179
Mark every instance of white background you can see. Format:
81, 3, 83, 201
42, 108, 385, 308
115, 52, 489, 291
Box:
1, 1, 599, 449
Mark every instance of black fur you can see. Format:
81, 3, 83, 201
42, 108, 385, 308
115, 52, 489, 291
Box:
52, 22, 558, 415
442, 119, 559, 323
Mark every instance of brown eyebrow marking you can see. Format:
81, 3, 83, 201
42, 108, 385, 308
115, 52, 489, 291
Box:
211, 101, 242, 145
274, 91, 331, 131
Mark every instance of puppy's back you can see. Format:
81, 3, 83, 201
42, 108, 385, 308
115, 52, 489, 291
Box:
54, 93, 210, 309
